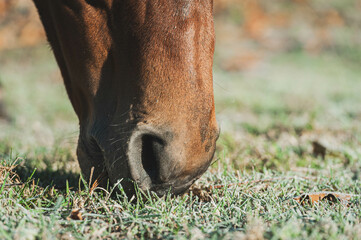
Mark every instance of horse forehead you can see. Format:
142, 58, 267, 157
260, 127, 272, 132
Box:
130, 0, 207, 17
170, 0, 207, 15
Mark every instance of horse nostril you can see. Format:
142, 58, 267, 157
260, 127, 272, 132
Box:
141, 134, 165, 183
128, 127, 176, 191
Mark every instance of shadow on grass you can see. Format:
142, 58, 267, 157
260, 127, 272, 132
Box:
0, 141, 82, 190
15, 165, 81, 190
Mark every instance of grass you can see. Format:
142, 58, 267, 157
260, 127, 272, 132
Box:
0, 39, 361, 238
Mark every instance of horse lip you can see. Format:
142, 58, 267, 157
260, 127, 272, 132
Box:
146, 145, 214, 196
148, 179, 195, 196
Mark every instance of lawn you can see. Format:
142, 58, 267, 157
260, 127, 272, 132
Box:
0, 36, 360, 239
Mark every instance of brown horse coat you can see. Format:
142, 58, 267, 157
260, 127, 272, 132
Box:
33, 0, 219, 196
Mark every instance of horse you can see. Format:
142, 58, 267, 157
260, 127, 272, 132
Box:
32, 0, 219, 196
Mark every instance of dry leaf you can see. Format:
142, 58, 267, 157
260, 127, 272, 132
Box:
188, 186, 212, 202
312, 141, 326, 159
67, 209, 83, 221
294, 192, 354, 206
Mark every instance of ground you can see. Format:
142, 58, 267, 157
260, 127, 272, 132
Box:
0, 21, 361, 239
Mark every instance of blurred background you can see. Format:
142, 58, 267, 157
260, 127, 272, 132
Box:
0, 0, 361, 177
1, 0, 360, 56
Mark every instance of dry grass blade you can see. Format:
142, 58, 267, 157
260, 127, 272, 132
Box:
89, 171, 108, 195
0, 163, 22, 186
